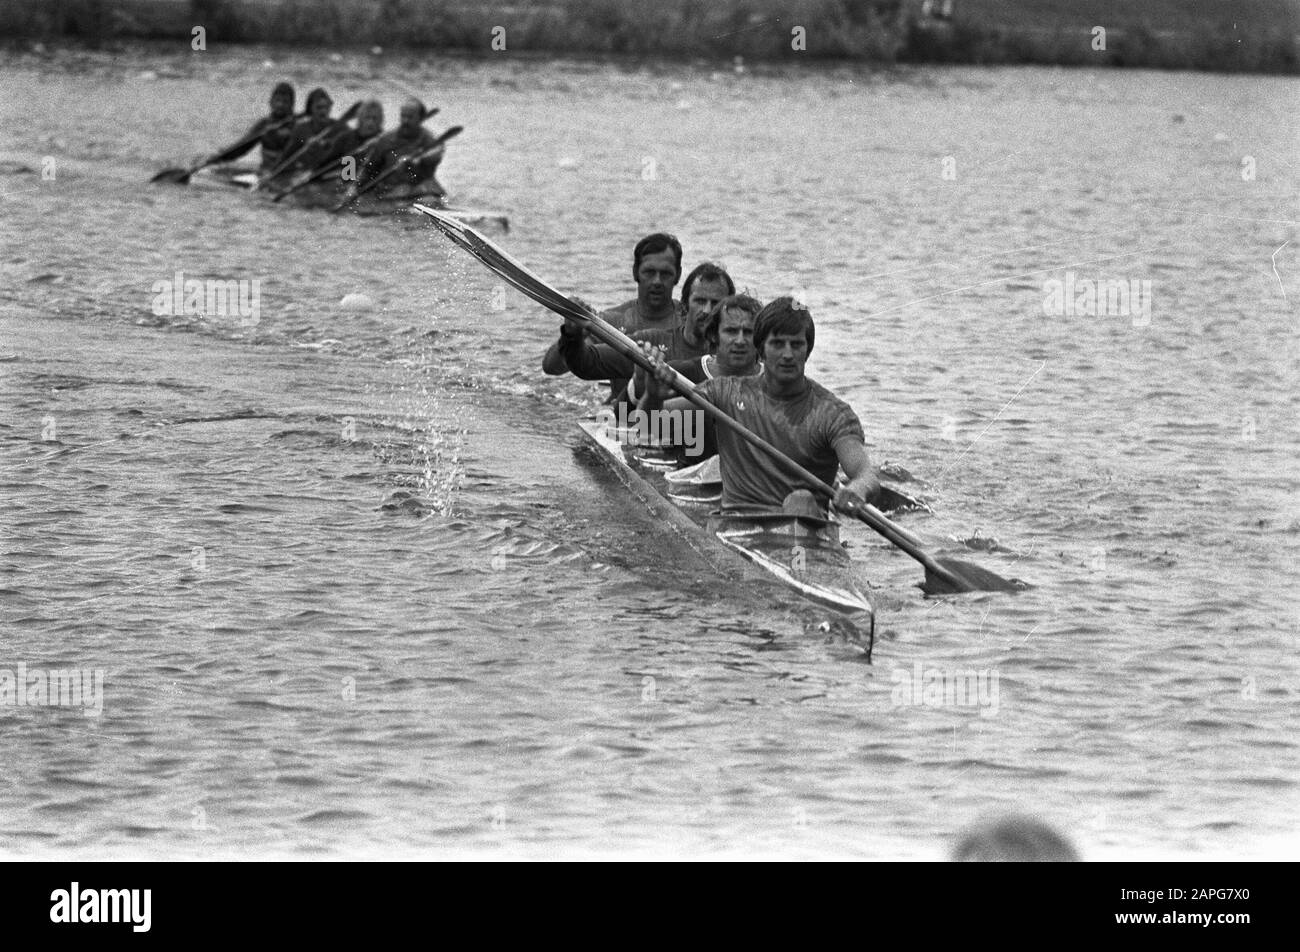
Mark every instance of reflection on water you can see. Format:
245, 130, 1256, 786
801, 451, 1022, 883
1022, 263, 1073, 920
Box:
0, 46, 1297, 858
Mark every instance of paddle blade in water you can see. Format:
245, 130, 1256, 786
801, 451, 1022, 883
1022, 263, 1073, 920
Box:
150, 167, 192, 184
922, 558, 1028, 596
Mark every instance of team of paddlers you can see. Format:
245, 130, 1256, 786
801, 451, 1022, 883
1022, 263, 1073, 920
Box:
210, 82, 448, 200
542, 233, 884, 520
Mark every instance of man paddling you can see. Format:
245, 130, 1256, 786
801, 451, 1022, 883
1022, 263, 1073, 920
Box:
641, 296, 881, 516
280, 88, 347, 174
326, 99, 384, 170
555, 261, 732, 400
631, 291, 758, 403
221, 82, 296, 170
354, 98, 445, 196
542, 233, 687, 398
630, 293, 762, 461
296, 99, 385, 185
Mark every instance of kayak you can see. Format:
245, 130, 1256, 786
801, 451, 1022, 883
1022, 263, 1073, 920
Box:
198, 165, 509, 227
577, 417, 928, 633
412, 203, 1022, 600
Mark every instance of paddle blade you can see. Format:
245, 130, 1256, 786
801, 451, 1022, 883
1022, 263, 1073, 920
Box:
150, 167, 192, 184
922, 558, 1028, 596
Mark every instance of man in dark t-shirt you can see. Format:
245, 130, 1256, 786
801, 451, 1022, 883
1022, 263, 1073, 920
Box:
555, 261, 733, 403
541, 233, 686, 399
221, 82, 296, 171
354, 98, 446, 196
640, 297, 881, 516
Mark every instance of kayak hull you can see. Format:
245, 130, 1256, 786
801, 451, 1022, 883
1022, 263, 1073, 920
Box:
577, 419, 878, 620
196, 164, 509, 226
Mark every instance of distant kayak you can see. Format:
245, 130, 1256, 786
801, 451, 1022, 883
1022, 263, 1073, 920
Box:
195, 164, 509, 228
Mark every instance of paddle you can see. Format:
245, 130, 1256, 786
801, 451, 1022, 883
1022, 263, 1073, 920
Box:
254, 100, 362, 190
329, 126, 461, 213
270, 106, 442, 203
412, 205, 1025, 595
150, 108, 306, 184
270, 134, 378, 202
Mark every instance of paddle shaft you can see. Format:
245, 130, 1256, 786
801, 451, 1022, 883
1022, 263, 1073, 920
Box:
330, 131, 458, 211
210, 113, 295, 166
273, 132, 383, 200
155, 109, 304, 182
256, 102, 361, 188
573, 307, 968, 590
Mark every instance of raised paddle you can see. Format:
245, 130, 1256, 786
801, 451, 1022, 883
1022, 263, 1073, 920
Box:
329, 127, 461, 213
150, 108, 306, 184
411, 205, 1026, 596
254, 100, 363, 190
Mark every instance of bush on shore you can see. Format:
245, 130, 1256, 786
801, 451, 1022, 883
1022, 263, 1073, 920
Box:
2, 0, 1295, 74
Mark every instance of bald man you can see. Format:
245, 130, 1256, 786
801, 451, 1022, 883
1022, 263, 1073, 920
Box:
354, 97, 445, 196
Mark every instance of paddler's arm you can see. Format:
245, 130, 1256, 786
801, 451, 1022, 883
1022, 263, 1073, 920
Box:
541, 301, 596, 375
410, 139, 446, 177
566, 340, 635, 382
353, 141, 387, 188
637, 345, 694, 415
215, 117, 271, 162
831, 437, 882, 512
542, 317, 582, 375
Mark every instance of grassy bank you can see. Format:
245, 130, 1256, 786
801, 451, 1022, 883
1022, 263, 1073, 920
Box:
2, 0, 1296, 74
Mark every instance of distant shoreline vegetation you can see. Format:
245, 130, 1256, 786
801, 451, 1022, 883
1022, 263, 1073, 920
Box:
2, 0, 1296, 75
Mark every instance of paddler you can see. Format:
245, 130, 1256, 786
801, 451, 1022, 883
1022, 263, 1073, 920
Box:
279, 87, 346, 174
554, 261, 733, 400
310, 99, 385, 182
541, 233, 687, 395
221, 82, 296, 171
631, 292, 759, 404
640, 296, 881, 516
353, 97, 445, 196
630, 293, 763, 461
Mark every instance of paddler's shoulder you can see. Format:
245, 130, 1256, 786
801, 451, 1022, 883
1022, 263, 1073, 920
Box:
598, 299, 641, 327
803, 376, 861, 417
366, 129, 401, 149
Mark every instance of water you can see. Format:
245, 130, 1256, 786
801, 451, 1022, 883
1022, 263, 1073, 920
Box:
1, 45, 1297, 859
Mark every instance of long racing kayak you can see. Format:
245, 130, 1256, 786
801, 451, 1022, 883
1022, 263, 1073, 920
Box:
577, 417, 928, 638
197, 165, 509, 227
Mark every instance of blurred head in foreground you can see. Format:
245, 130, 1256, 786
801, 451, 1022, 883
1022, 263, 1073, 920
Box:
952, 816, 1080, 862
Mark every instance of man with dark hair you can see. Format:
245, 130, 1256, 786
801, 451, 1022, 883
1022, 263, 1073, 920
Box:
952, 816, 1080, 862
551, 261, 732, 401
641, 296, 880, 516
622, 233, 684, 331
280, 88, 343, 174
221, 82, 296, 171
541, 233, 689, 398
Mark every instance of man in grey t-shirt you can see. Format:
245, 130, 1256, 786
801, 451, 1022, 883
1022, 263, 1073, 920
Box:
640, 297, 881, 517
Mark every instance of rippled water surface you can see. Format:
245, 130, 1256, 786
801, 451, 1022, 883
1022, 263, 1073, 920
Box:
1, 47, 1297, 859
